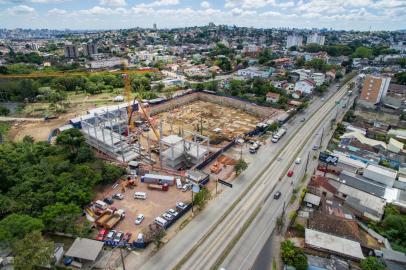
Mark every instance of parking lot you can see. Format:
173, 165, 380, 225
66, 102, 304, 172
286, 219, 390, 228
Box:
94, 177, 191, 242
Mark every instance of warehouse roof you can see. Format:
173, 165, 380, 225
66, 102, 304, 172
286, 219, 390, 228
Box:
365, 164, 397, 179
338, 171, 386, 197
305, 229, 365, 260
65, 238, 104, 261
341, 132, 387, 149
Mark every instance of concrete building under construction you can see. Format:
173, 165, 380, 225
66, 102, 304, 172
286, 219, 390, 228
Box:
69, 103, 141, 163
159, 131, 210, 169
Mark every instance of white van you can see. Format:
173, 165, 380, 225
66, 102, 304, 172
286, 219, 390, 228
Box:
176, 178, 182, 189
95, 200, 107, 210
134, 192, 147, 200
154, 216, 168, 227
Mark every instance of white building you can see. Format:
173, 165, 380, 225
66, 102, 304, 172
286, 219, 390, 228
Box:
286, 34, 303, 48
88, 57, 127, 69
307, 33, 326, 46
311, 73, 325, 86
294, 79, 316, 94
236, 67, 269, 79
390, 42, 406, 53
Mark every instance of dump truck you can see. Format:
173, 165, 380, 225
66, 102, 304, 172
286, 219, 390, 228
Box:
148, 183, 169, 191
96, 209, 125, 229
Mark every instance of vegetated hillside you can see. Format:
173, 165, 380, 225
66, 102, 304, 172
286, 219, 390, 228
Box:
0, 128, 125, 241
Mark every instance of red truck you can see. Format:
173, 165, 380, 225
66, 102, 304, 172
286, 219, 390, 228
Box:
148, 183, 169, 191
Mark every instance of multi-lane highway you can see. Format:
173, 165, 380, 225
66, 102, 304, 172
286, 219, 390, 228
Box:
130, 77, 356, 270
223, 82, 359, 270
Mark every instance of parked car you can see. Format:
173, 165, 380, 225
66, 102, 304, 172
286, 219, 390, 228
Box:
287, 170, 294, 177
162, 212, 173, 220
168, 208, 179, 217
122, 232, 132, 243
300, 118, 305, 122
113, 193, 124, 200
176, 202, 187, 210
96, 229, 108, 241
113, 231, 124, 242
103, 197, 113, 205
312, 145, 319, 150
182, 183, 191, 192
106, 230, 116, 241
135, 214, 145, 225
274, 191, 282, 200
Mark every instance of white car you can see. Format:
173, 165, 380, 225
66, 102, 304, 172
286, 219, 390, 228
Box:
295, 158, 301, 164
176, 202, 187, 210
135, 214, 144, 225
168, 208, 179, 217
162, 213, 173, 220
113, 193, 124, 200
182, 184, 191, 192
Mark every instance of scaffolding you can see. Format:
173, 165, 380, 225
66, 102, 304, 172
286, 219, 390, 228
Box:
80, 104, 141, 163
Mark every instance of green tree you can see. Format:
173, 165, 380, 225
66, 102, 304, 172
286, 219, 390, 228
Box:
360, 257, 385, 270
56, 128, 86, 155
280, 240, 308, 270
0, 214, 44, 243
145, 225, 166, 248
193, 187, 211, 210
12, 230, 54, 270
0, 105, 10, 116
395, 72, 406, 85
352, 46, 374, 59
40, 203, 81, 233
235, 159, 248, 175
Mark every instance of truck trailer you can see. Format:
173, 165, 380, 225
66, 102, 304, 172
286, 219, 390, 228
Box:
141, 174, 175, 185
148, 183, 169, 191
271, 128, 286, 143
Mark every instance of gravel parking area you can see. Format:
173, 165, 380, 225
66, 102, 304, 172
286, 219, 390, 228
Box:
95, 177, 191, 242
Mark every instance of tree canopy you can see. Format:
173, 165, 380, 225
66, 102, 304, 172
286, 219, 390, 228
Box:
0, 129, 125, 238
280, 240, 308, 270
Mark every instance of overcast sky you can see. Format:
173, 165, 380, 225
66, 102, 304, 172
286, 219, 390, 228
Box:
0, 0, 405, 31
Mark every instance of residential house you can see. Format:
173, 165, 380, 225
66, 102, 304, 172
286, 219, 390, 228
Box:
266, 92, 280, 103
294, 79, 316, 95
311, 73, 325, 86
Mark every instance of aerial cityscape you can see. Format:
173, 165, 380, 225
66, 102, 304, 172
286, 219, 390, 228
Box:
0, 1, 406, 270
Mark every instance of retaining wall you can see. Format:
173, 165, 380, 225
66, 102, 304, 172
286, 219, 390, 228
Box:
148, 92, 280, 118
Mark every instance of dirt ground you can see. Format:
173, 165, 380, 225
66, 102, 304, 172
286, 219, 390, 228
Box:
154, 100, 261, 144
94, 177, 191, 242
8, 95, 123, 142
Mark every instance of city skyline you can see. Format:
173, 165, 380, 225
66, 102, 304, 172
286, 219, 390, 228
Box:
0, 0, 405, 31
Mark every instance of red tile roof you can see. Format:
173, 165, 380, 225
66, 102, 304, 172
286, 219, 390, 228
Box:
309, 175, 337, 194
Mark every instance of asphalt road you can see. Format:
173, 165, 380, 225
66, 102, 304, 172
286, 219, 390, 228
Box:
249, 84, 359, 270
130, 79, 355, 270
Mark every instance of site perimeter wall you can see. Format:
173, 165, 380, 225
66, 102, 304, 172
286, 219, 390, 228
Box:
148, 92, 280, 118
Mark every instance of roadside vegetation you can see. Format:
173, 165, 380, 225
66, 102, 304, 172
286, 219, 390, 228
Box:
280, 240, 308, 270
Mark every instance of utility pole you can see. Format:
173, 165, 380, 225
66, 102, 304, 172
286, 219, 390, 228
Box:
216, 179, 218, 194
319, 127, 324, 147
120, 249, 126, 270
305, 151, 310, 173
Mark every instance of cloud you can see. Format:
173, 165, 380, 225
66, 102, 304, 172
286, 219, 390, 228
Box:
47, 7, 66, 15
31, 0, 68, 3
99, 0, 126, 7
200, 1, 210, 9
137, 0, 180, 8
7, 4, 35, 14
